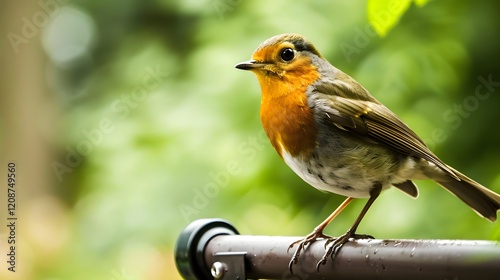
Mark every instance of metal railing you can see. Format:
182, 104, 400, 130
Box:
175, 219, 500, 279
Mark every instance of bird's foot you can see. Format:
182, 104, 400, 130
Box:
316, 229, 374, 271
288, 230, 331, 274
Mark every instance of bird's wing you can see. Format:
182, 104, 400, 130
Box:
314, 91, 459, 180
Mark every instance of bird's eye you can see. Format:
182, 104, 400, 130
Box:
280, 48, 295, 62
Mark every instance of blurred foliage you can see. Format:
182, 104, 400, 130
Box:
4, 0, 500, 279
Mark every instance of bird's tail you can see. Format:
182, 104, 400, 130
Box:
433, 166, 500, 222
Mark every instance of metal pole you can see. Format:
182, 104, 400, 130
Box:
175, 219, 500, 280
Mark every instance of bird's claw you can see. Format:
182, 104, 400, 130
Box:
315, 231, 375, 271
288, 230, 330, 274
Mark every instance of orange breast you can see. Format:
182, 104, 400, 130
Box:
258, 66, 319, 158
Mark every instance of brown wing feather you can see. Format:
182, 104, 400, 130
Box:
314, 92, 460, 180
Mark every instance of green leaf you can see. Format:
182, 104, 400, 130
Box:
367, 0, 428, 37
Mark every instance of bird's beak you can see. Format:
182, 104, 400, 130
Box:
235, 60, 267, 70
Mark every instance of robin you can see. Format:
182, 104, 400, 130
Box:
235, 33, 500, 272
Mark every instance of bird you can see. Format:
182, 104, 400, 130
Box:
235, 33, 500, 273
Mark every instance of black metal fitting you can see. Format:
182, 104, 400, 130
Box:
175, 219, 239, 279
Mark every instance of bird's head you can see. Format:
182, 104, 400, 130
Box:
236, 34, 324, 98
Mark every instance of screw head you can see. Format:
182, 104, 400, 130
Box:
211, 262, 225, 279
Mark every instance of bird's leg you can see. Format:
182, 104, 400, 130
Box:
316, 184, 382, 270
288, 197, 354, 274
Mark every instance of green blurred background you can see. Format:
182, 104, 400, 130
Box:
1, 0, 500, 279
